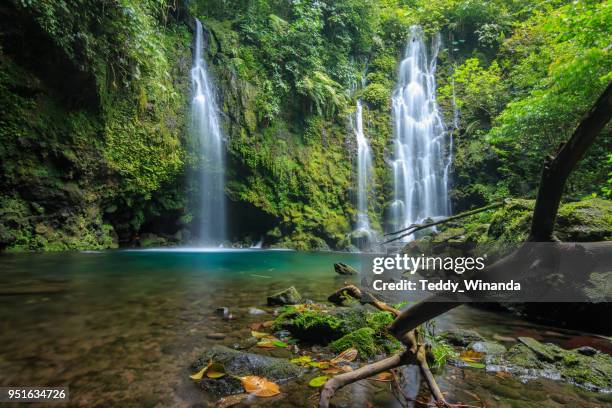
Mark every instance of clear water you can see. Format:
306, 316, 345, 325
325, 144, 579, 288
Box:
389, 26, 452, 236
352, 100, 376, 248
0, 250, 609, 407
191, 19, 226, 245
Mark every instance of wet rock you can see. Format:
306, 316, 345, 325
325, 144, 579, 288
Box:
440, 329, 484, 347
206, 333, 226, 340
267, 286, 302, 306
248, 307, 266, 315
334, 262, 357, 276
576, 346, 598, 356
192, 345, 305, 396
215, 307, 233, 320
469, 341, 506, 356
502, 337, 612, 392
518, 337, 560, 363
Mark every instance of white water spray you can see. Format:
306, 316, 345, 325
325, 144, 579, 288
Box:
389, 26, 452, 238
352, 99, 375, 247
191, 19, 226, 245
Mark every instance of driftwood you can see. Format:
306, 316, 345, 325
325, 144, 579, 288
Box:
319, 83, 612, 407
383, 201, 507, 244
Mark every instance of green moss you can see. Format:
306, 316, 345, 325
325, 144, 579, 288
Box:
330, 327, 379, 358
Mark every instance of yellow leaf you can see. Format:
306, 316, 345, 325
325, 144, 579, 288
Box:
251, 331, 270, 338
459, 350, 484, 363
330, 348, 358, 365
256, 339, 277, 348
240, 375, 280, 397
189, 361, 212, 380
206, 362, 226, 379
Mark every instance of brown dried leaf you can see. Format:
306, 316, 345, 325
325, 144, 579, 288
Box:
330, 347, 358, 365
240, 375, 281, 397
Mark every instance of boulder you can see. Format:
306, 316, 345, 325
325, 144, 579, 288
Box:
502, 337, 612, 392
469, 340, 506, 356
334, 262, 358, 276
267, 286, 302, 306
192, 345, 305, 396
440, 329, 484, 347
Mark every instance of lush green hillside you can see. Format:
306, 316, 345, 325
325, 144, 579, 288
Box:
0, 0, 609, 252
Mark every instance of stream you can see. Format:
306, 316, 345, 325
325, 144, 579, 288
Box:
0, 250, 609, 407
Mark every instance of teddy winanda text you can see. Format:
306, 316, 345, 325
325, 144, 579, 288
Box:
371, 279, 521, 293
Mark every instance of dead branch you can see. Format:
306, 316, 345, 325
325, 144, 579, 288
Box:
383, 201, 506, 244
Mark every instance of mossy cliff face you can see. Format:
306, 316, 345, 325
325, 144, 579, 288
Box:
191, 2, 412, 249
0, 1, 192, 251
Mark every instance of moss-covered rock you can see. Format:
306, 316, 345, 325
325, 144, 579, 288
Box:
266, 286, 302, 306
501, 337, 612, 392
330, 327, 379, 358
192, 345, 305, 396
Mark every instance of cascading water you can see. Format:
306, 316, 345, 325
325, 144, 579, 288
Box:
191, 19, 226, 245
389, 26, 452, 238
352, 99, 375, 248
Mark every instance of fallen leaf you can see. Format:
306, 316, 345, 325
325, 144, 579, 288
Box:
206, 362, 226, 379
308, 376, 329, 388
459, 350, 484, 363
340, 365, 353, 372
465, 361, 486, 369
251, 331, 270, 338
250, 323, 263, 331
272, 340, 288, 348
330, 348, 358, 364
262, 320, 274, 328
240, 375, 281, 397
256, 339, 277, 348
308, 361, 330, 369
190, 361, 212, 380
290, 356, 312, 365
323, 367, 343, 375
370, 371, 393, 382
218, 393, 248, 408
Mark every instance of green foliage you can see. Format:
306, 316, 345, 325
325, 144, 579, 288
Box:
1, 0, 190, 251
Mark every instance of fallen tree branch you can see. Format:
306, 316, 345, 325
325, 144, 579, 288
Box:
319, 352, 413, 408
383, 201, 506, 244
328, 285, 401, 316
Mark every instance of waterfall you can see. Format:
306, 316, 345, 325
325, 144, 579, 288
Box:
389, 26, 451, 238
191, 19, 226, 245
352, 99, 375, 248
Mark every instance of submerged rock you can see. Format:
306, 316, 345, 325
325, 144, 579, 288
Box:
267, 286, 302, 306
334, 262, 358, 276
192, 345, 305, 396
440, 329, 484, 347
248, 307, 266, 315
